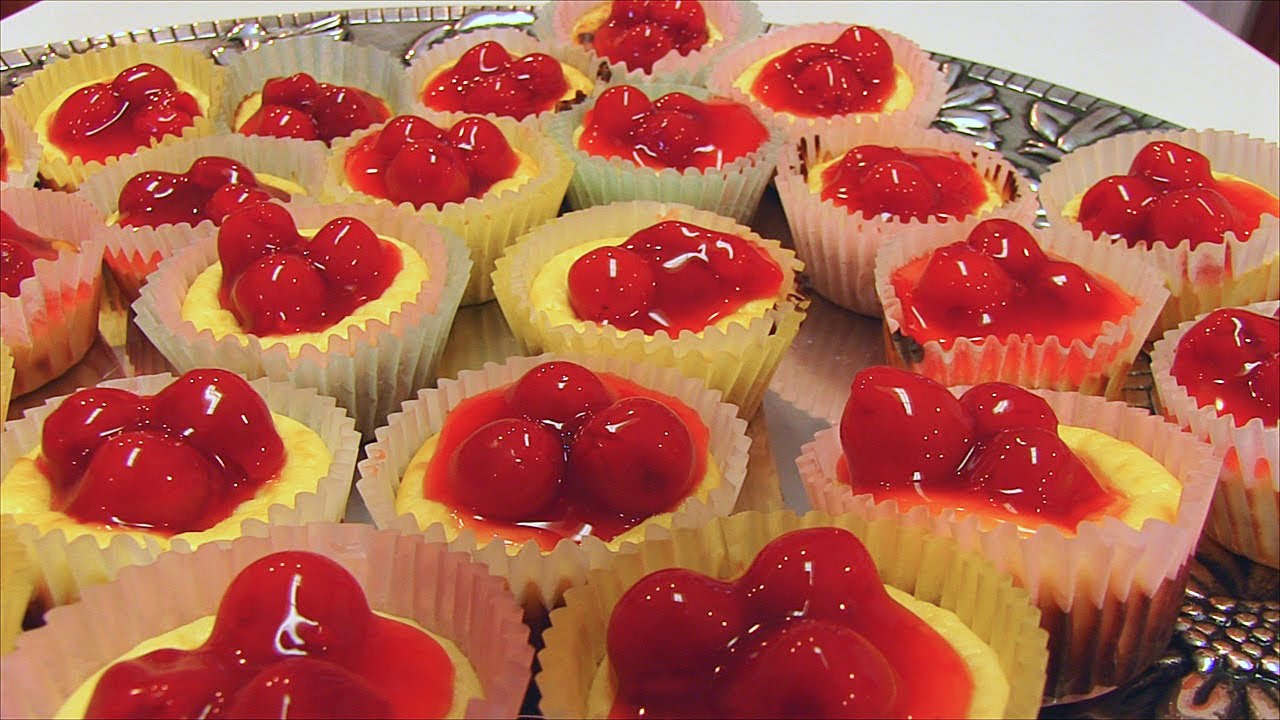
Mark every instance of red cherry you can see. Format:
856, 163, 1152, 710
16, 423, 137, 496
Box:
965, 218, 1046, 278
506, 361, 615, 433
568, 397, 696, 516
384, 140, 471, 208
230, 252, 329, 335
448, 417, 564, 521
117, 171, 202, 227
833, 26, 895, 79
217, 202, 302, 279
597, 23, 676, 73
225, 658, 391, 720
1034, 259, 1111, 315
794, 57, 864, 112
645, 0, 707, 34
590, 85, 654, 138
567, 246, 657, 324
205, 184, 274, 225
511, 53, 568, 100
447, 116, 518, 184
463, 73, 530, 117
262, 72, 321, 109
858, 159, 940, 220
55, 83, 126, 138
111, 63, 177, 103
148, 88, 201, 118
306, 216, 396, 298
966, 426, 1110, 519
85, 648, 238, 720
772, 42, 833, 76
131, 104, 194, 141
374, 115, 444, 157
41, 387, 150, 490
1245, 355, 1280, 420
1129, 140, 1214, 190
187, 156, 256, 190
1077, 174, 1160, 242
915, 243, 1017, 314
0, 239, 37, 297
454, 41, 512, 78
832, 145, 903, 184
739, 527, 888, 625
240, 104, 320, 142
1176, 308, 1279, 379
310, 85, 384, 143
634, 108, 705, 166
1147, 187, 1240, 249
959, 382, 1057, 445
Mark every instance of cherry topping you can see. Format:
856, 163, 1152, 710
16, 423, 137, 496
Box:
0, 210, 61, 297
231, 253, 328, 335
1129, 140, 1214, 190
566, 246, 657, 323
1147, 187, 1241, 248
239, 104, 320, 142
1172, 307, 1280, 426
116, 156, 281, 229
262, 72, 321, 108
820, 145, 990, 221
752, 26, 897, 116
422, 41, 571, 120
85, 648, 238, 720
41, 387, 150, 489
307, 216, 399, 298
959, 382, 1057, 442
49, 64, 200, 163
448, 417, 564, 521
591, 0, 709, 73
569, 397, 695, 516
239, 72, 388, 145
226, 658, 392, 719
739, 526, 887, 625
965, 218, 1046, 277
383, 140, 470, 207
914, 244, 1016, 315
216, 202, 303, 279
506, 360, 615, 433
966, 426, 1111, 518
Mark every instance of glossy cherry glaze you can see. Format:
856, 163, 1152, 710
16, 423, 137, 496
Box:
0, 210, 61, 297
606, 528, 973, 719
343, 115, 519, 209
85, 552, 455, 719
36, 369, 286, 534
116, 156, 286, 228
752, 26, 897, 117
422, 41, 572, 120
238, 72, 389, 145
214, 203, 402, 336
820, 145, 992, 221
1172, 307, 1279, 427
590, 0, 710, 73
566, 220, 782, 335
579, 86, 768, 170
1077, 141, 1280, 248
49, 63, 200, 163
891, 219, 1137, 346
838, 368, 1117, 530
423, 362, 708, 549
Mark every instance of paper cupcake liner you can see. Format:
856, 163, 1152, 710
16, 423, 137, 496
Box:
1150, 300, 1280, 567
706, 22, 947, 140
0, 372, 360, 607
324, 113, 573, 305
531, 0, 765, 86
7, 43, 225, 190
547, 80, 785, 225
132, 200, 471, 436
537, 509, 1049, 719
437, 301, 526, 382
1, 97, 41, 189
733, 410, 786, 513
0, 188, 105, 398
221, 36, 415, 142
1039, 129, 1280, 335
0, 517, 36, 654
355, 351, 752, 611
77, 133, 330, 299
0, 522, 533, 719
798, 388, 1220, 700
0, 341, 12, 424
491, 200, 807, 418
876, 217, 1169, 399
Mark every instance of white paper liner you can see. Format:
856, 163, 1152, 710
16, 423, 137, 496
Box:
133, 200, 470, 437
491, 200, 806, 418
1150, 300, 1280, 568
776, 118, 1038, 316
547, 81, 786, 225
76, 133, 330, 299
0, 340, 12, 425
798, 388, 1221, 700
0, 522, 533, 719
324, 113, 573, 305
0, 96, 41, 189
6, 43, 225, 190
531, 0, 766, 86
875, 217, 1169, 399
355, 351, 752, 611
1038, 129, 1280, 334
705, 22, 947, 140
0, 188, 105, 398
0, 372, 360, 607
0, 516, 36, 654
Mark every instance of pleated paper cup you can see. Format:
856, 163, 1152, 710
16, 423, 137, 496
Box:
355, 352, 752, 612
324, 113, 573, 305
548, 81, 785, 225
1, 96, 41, 189
77, 133, 329, 299
876, 217, 1168, 399
799, 388, 1220, 701
706, 22, 947, 140
0, 522, 533, 719
7, 43, 224, 190
1150, 300, 1280, 568
1039, 129, 1280, 335
0, 372, 360, 607
531, 0, 765, 86
1, 517, 36, 654
0, 340, 12, 424
491, 201, 806, 418
0, 188, 105, 398
537, 509, 1049, 720
132, 200, 471, 436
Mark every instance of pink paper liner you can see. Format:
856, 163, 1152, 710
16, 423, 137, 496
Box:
0, 97, 41, 189
798, 388, 1220, 700
1150, 300, 1280, 568
355, 351, 752, 611
0, 522, 533, 719
0, 372, 360, 606
132, 200, 471, 436
531, 0, 765, 86
775, 117, 1038, 316
875, 217, 1169, 399
1038, 129, 1280, 335
0, 188, 105, 397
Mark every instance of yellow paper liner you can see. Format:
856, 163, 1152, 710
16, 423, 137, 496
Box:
324, 113, 573, 305
876, 217, 1169, 399
77, 133, 330, 299
0, 372, 360, 606
775, 117, 1039, 316
0, 188, 105, 398
0, 340, 12, 424
547, 80, 786, 225
1038, 129, 1280, 335
132, 200, 470, 436
536, 509, 1049, 719
355, 352, 752, 611
492, 200, 807, 418
1150, 300, 1280, 567
797, 388, 1220, 700
733, 409, 785, 513
0, 517, 36, 654
705, 22, 947, 139
7, 43, 225, 190
0, 97, 41, 189
0, 522, 533, 719
531, 0, 766, 86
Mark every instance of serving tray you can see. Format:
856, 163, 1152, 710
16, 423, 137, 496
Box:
1, 6, 1276, 718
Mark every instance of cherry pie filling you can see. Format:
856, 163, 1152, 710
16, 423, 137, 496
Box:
115, 156, 288, 228
238, 72, 390, 145
422, 41, 574, 120
752, 26, 898, 116
1171, 307, 1279, 427
0, 210, 61, 297
819, 145, 993, 221
588, 0, 711, 74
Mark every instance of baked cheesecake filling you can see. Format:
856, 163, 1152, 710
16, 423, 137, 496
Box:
0, 210, 62, 297
237, 72, 390, 145
751, 26, 898, 116
115, 156, 289, 228
585, 0, 712, 73
1172, 307, 1279, 427
815, 145, 1000, 221
422, 41, 591, 120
